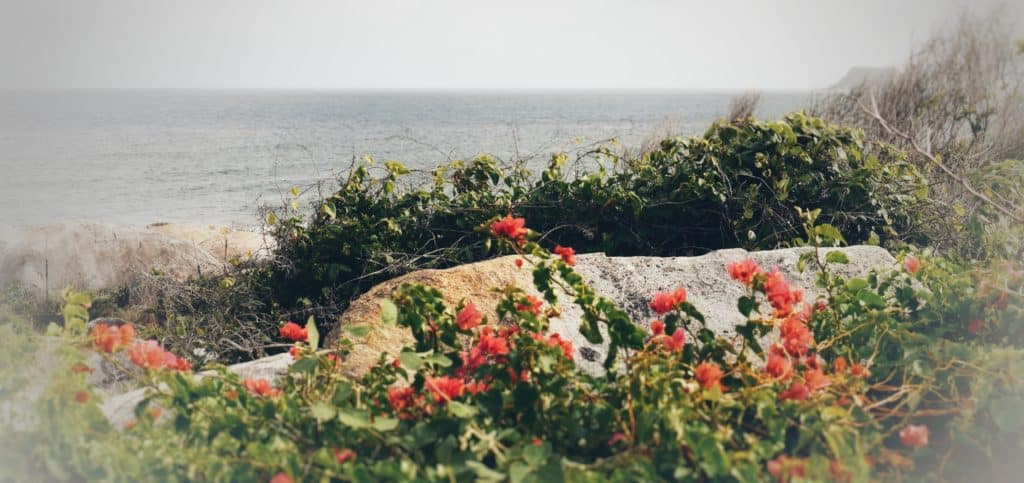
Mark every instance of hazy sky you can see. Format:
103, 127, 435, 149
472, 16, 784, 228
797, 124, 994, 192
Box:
0, 0, 1017, 89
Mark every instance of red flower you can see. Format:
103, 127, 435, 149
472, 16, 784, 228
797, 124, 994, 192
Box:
967, 319, 984, 334
904, 256, 921, 275
779, 382, 810, 401
662, 328, 686, 352
333, 448, 356, 464
649, 287, 687, 314
765, 345, 794, 380
533, 333, 574, 358
694, 362, 725, 390
225, 389, 238, 401
91, 323, 135, 353
74, 390, 89, 404
279, 321, 308, 342
833, 356, 848, 374
727, 259, 761, 285
243, 378, 282, 398
803, 368, 832, 392
466, 380, 490, 394
388, 386, 416, 411
128, 340, 188, 371
490, 215, 528, 245
289, 346, 302, 359
780, 315, 814, 357
764, 270, 802, 317
515, 295, 544, 315
899, 424, 929, 448
850, 363, 870, 378
456, 302, 483, 331
650, 319, 664, 336
515, 258, 524, 268
553, 245, 577, 266
425, 376, 465, 403
269, 473, 292, 483
477, 326, 510, 357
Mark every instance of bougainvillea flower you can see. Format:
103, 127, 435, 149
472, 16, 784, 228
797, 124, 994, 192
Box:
243, 378, 282, 398
764, 270, 803, 317
279, 321, 308, 342
967, 319, 984, 334
553, 245, 577, 266
850, 363, 870, 378
780, 315, 814, 357
425, 376, 465, 403
662, 328, 686, 352
128, 340, 189, 371
833, 356, 848, 374
899, 424, 929, 448
333, 448, 356, 464
74, 390, 89, 404
490, 215, 528, 244
70, 362, 93, 374
456, 302, 483, 331
387, 386, 416, 412
477, 326, 511, 357
727, 259, 761, 285
904, 256, 921, 275
779, 382, 810, 401
514, 258, 524, 268
650, 319, 665, 336
608, 432, 629, 446
269, 472, 293, 483
694, 361, 725, 390
515, 295, 544, 315
803, 368, 832, 392
650, 287, 687, 314
765, 345, 794, 380
91, 323, 135, 353
465, 380, 490, 395
533, 332, 574, 358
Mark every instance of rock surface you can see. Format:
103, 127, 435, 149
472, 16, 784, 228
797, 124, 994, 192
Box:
332, 246, 896, 376
0, 222, 270, 293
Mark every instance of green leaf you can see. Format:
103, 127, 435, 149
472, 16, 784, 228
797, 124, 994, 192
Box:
423, 353, 452, 368
371, 416, 399, 431
290, 357, 319, 374
845, 278, 869, 292
305, 315, 319, 349
380, 299, 398, 326
447, 401, 478, 418
345, 323, 372, 339
310, 401, 336, 422
465, 461, 506, 482
856, 290, 887, 309
398, 351, 422, 371
825, 251, 849, 264
337, 409, 372, 429
266, 211, 278, 226
320, 202, 337, 220
738, 296, 757, 318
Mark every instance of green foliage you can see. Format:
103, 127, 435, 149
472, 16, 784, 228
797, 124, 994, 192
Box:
264, 113, 928, 338
3, 216, 1021, 481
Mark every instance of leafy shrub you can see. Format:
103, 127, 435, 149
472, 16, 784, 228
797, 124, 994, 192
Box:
4, 215, 1020, 481
263, 113, 928, 338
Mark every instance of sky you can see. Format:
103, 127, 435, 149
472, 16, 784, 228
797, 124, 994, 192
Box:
0, 0, 1018, 90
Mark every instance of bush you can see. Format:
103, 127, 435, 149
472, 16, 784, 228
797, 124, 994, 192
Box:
263, 113, 929, 338
3, 215, 1021, 481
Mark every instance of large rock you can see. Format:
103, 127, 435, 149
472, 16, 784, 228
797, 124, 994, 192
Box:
0, 222, 269, 293
332, 246, 895, 376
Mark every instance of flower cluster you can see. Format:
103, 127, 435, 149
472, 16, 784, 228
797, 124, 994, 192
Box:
90, 323, 190, 372
649, 287, 687, 314
128, 340, 192, 372
279, 321, 308, 342
490, 215, 528, 245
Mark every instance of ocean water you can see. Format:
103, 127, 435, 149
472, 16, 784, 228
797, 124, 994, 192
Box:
0, 90, 809, 226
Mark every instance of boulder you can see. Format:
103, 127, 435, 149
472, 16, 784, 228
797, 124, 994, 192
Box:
331, 246, 895, 376
0, 222, 269, 294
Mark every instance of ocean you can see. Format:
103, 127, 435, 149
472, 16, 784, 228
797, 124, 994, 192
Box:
0, 89, 809, 226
